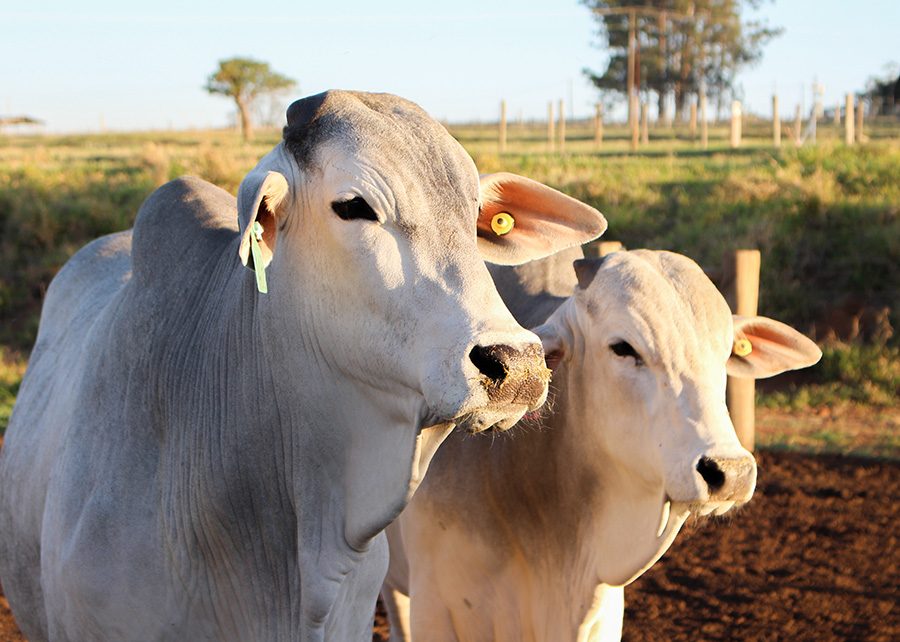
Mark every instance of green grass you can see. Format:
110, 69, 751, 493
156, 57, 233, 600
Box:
759, 343, 899, 409
0, 349, 26, 435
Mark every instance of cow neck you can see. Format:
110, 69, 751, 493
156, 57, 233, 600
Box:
154, 246, 439, 636
482, 346, 683, 634
551, 346, 686, 590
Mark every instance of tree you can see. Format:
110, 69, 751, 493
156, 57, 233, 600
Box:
582, 1, 781, 121
205, 57, 295, 141
863, 63, 899, 116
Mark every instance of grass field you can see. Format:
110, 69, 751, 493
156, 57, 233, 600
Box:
1, 118, 897, 453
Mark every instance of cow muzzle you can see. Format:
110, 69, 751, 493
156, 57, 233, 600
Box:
455, 342, 550, 433
469, 343, 550, 408
691, 453, 757, 516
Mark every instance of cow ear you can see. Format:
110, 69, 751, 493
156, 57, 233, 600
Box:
726, 315, 823, 379
533, 318, 572, 373
477, 173, 607, 266
237, 169, 290, 270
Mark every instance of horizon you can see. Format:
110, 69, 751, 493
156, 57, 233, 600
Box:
3, 1, 898, 134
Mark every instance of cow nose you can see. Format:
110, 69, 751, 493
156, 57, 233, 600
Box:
469, 343, 549, 407
696, 455, 757, 502
469, 344, 513, 384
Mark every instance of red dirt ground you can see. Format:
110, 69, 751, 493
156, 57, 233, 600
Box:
1, 451, 897, 641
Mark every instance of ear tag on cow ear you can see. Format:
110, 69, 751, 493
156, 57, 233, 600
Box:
733, 338, 753, 357
250, 221, 268, 294
490, 212, 515, 236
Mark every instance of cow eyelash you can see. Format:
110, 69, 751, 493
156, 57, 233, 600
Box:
331, 196, 379, 222
610, 341, 644, 366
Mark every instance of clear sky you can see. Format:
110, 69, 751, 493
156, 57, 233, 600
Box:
3, 1, 898, 132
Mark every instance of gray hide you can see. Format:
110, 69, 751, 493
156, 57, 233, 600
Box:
487, 244, 584, 328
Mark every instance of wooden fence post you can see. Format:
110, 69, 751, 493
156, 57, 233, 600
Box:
845, 94, 855, 145
598, 241, 623, 257
594, 103, 603, 147
547, 101, 555, 152
630, 95, 640, 151
772, 94, 781, 148
730, 100, 742, 148
700, 92, 708, 150
726, 249, 761, 451
499, 100, 507, 153
856, 98, 864, 143
689, 101, 698, 140
793, 105, 802, 145
558, 99, 566, 153
640, 102, 649, 145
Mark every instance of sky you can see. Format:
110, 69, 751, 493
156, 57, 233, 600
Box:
2, 1, 898, 132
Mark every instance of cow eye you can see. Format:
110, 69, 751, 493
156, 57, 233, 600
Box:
331, 196, 378, 222
610, 341, 643, 366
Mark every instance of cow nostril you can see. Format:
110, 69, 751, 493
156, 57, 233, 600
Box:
696, 457, 726, 493
469, 345, 510, 384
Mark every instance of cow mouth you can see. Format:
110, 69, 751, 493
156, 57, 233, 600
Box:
454, 405, 529, 434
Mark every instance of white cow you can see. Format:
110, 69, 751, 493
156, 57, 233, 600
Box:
384, 248, 822, 641
0, 91, 607, 641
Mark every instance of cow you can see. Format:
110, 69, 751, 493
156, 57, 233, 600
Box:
383, 248, 822, 641
0, 91, 607, 641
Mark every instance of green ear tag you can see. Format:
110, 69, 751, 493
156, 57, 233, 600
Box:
250, 221, 268, 294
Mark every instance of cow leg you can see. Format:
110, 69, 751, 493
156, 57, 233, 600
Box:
382, 587, 411, 642
582, 585, 624, 642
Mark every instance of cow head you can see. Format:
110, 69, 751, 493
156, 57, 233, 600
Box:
535, 250, 820, 568
235, 91, 607, 435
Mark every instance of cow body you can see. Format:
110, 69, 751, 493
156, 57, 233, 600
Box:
385, 249, 821, 641
0, 91, 606, 641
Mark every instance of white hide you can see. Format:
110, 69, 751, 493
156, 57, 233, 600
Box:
0, 91, 607, 642
384, 249, 822, 641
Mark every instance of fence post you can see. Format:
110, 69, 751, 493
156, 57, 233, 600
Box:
558, 99, 566, 153
730, 100, 742, 148
856, 98, 864, 143
793, 105, 802, 145
630, 95, 640, 151
598, 241, 623, 257
700, 92, 709, 150
689, 101, 698, 140
845, 93, 855, 145
640, 102, 649, 145
772, 94, 781, 148
594, 103, 603, 147
726, 249, 761, 451
499, 100, 507, 153
547, 101, 555, 152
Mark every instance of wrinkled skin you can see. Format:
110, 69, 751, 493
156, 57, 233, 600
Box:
0, 91, 606, 641
385, 249, 822, 642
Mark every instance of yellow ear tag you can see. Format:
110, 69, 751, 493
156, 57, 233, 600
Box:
250, 221, 268, 294
490, 212, 515, 236
733, 338, 753, 357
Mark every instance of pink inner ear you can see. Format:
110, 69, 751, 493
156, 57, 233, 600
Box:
476, 173, 607, 265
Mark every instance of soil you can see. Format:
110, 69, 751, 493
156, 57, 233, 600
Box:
1, 451, 897, 641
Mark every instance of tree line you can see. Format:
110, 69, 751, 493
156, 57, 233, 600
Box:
582, 1, 781, 120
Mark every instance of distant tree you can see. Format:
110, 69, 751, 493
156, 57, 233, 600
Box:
863, 63, 899, 116
582, 1, 781, 120
205, 57, 295, 141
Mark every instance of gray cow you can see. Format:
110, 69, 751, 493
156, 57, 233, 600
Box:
0, 91, 606, 641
